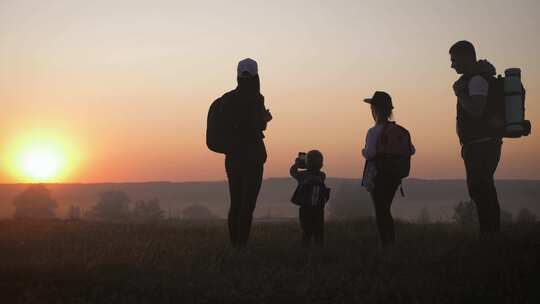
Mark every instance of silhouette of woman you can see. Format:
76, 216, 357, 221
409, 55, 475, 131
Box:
223, 58, 272, 247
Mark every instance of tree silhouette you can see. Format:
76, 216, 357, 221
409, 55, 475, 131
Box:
516, 208, 537, 223
500, 209, 513, 224
67, 205, 81, 220
182, 204, 216, 220
90, 191, 131, 221
453, 200, 477, 225
132, 199, 164, 221
13, 184, 57, 219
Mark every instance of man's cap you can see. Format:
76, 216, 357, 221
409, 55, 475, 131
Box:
237, 58, 258, 78
363, 91, 393, 109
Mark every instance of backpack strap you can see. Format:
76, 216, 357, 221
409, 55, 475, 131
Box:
378, 122, 395, 153
399, 124, 414, 155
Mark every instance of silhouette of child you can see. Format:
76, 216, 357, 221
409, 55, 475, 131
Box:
361, 91, 415, 246
290, 150, 329, 247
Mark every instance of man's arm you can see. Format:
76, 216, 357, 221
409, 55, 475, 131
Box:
454, 76, 488, 119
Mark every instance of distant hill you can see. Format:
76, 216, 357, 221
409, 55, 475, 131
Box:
0, 178, 538, 220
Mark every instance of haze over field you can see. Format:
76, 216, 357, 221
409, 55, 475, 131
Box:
1, 0, 539, 183
1, 179, 538, 220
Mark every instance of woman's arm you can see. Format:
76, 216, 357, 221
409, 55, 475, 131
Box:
362, 128, 378, 160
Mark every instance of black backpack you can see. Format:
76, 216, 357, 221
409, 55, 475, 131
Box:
206, 92, 234, 154
482, 75, 506, 137
291, 175, 331, 207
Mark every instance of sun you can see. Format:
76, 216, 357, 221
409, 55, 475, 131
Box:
20, 145, 63, 180
9, 136, 75, 182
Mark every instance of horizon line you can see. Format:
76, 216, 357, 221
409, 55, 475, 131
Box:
1, 177, 539, 185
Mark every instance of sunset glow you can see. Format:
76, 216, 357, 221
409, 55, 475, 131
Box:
0, 0, 539, 183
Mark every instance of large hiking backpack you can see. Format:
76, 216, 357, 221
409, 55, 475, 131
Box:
482, 72, 531, 138
291, 175, 331, 207
375, 122, 413, 179
206, 92, 234, 154
483, 75, 506, 136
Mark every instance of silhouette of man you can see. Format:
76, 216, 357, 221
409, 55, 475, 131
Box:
222, 58, 271, 247
450, 41, 501, 235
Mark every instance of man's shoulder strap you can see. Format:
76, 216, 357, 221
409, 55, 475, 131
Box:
464, 73, 497, 84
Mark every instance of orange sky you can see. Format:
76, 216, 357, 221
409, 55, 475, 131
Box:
1, 0, 539, 183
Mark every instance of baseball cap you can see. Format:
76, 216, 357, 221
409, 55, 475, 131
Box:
363, 91, 394, 109
237, 58, 258, 78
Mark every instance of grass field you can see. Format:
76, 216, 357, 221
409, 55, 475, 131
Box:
0, 219, 539, 303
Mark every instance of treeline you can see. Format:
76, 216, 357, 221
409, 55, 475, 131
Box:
9, 184, 539, 224
12, 184, 218, 221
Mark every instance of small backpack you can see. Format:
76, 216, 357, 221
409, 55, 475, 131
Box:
375, 122, 413, 180
206, 92, 234, 154
291, 175, 331, 207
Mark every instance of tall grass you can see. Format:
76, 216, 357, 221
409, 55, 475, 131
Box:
0, 219, 538, 303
